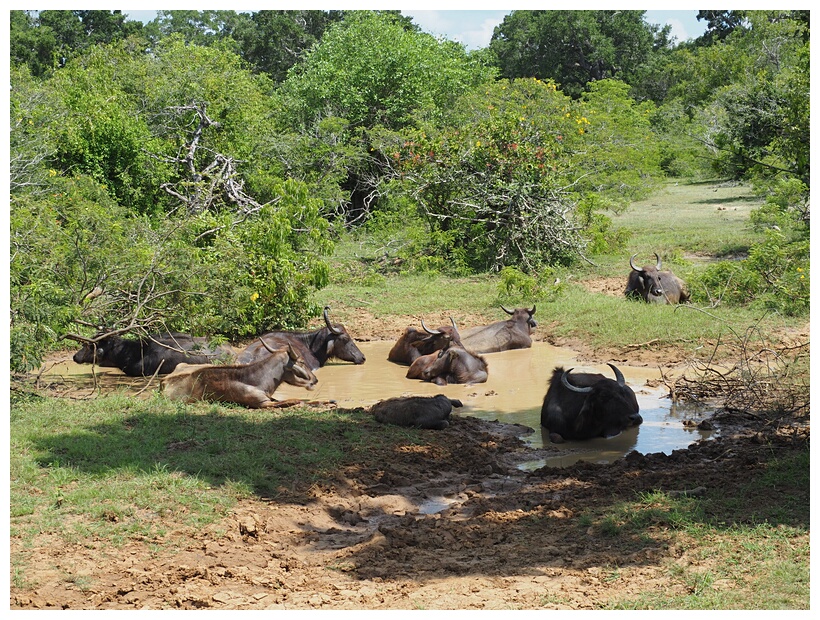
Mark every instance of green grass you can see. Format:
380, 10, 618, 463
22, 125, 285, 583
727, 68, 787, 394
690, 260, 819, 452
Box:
586, 453, 811, 610
9, 391, 426, 552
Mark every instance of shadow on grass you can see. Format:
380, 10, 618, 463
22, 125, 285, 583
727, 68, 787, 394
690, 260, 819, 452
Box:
29, 403, 389, 501
22, 397, 809, 581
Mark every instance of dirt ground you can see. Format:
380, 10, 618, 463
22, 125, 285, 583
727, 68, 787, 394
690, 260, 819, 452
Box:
10, 309, 810, 610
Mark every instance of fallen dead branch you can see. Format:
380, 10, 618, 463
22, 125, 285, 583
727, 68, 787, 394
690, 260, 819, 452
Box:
663, 320, 809, 422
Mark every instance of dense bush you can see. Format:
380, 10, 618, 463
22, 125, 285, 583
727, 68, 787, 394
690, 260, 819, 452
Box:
370, 78, 661, 272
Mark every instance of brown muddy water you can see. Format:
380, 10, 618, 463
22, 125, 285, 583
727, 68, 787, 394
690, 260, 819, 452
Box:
37, 341, 716, 469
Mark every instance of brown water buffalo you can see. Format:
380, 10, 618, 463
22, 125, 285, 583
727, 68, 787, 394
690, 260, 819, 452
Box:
459, 305, 537, 353
540, 364, 642, 443
160, 342, 317, 408
408, 346, 488, 386
387, 317, 462, 365
236, 306, 365, 370
370, 394, 464, 430
68, 330, 236, 377
625, 253, 689, 304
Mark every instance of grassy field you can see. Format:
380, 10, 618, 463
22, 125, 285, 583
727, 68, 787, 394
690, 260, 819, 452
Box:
9, 179, 810, 609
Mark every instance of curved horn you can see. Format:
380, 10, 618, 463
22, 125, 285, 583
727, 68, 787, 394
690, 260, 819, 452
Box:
654, 252, 662, 270
607, 363, 626, 387
561, 368, 593, 394
323, 306, 342, 335
449, 316, 457, 330
529, 305, 536, 315
421, 318, 442, 335
501, 305, 514, 315
259, 337, 282, 355
629, 253, 642, 272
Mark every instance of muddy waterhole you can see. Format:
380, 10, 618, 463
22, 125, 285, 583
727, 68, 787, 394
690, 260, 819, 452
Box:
39, 341, 715, 469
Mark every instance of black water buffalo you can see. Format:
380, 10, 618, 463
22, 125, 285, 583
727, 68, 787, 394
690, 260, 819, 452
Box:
160, 342, 317, 408
370, 394, 464, 430
69, 331, 236, 377
407, 346, 488, 385
235, 306, 366, 370
460, 305, 537, 353
387, 317, 462, 365
625, 253, 689, 304
540, 364, 642, 443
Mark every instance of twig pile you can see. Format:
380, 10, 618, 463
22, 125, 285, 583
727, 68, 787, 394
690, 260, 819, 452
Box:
665, 323, 809, 420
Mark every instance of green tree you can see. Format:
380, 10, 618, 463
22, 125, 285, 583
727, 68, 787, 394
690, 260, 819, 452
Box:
488, 10, 656, 98
9, 10, 142, 77
279, 11, 495, 131
274, 11, 496, 223
236, 10, 344, 80
372, 77, 661, 272
9, 36, 337, 371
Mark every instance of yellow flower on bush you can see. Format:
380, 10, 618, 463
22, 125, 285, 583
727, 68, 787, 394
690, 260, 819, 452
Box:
250, 292, 259, 301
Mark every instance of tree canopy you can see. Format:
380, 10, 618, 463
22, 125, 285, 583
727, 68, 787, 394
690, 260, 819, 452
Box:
8, 9, 810, 372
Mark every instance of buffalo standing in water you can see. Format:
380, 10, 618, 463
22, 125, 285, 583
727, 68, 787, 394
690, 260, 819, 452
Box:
541, 364, 642, 443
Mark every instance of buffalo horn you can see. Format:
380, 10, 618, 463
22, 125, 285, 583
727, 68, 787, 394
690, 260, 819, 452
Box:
323, 306, 342, 335
561, 368, 593, 394
607, 363, 626, 387
420, 318, 441, 335
654, 252, 662, 269
529, 305, 536, 315
629, 253, 642, 272
258, 337, 282, 355
501, 305, 514, 315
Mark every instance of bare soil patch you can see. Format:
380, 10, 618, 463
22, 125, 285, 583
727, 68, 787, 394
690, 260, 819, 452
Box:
12, 313, 810, 610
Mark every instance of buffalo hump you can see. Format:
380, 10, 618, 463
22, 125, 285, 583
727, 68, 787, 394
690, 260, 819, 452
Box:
370, 394, 463, 430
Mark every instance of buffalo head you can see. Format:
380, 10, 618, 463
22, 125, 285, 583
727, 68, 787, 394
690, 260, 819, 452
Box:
625, 253, 689, 304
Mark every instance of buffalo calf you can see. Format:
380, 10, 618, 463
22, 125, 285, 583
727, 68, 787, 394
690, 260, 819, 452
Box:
370, 394, 464, 430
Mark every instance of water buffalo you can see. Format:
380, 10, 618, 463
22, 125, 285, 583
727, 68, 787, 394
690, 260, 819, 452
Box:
160, 342, 317, 408
460, 306, 537, 353
408, 346, 488, 386
69, 331, 236, 377
387, 317, 462, 365
540, 364, 642, 443
625, 253, 689, 304
236, 306, 366, 370
370, 394, 464, 430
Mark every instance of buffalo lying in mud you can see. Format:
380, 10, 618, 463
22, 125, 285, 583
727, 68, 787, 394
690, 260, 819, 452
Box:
625, 253, 689, 304
371, 394, 464, 430
387, 318, 462, 365
540, 364, 642, 443
236, 306, 366, 370
460, 305, 537, 353
160, 342, 317, 408
69, 331, 236, 377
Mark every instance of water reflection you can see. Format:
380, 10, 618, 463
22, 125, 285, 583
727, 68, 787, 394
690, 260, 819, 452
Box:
38, 341, 716, 465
